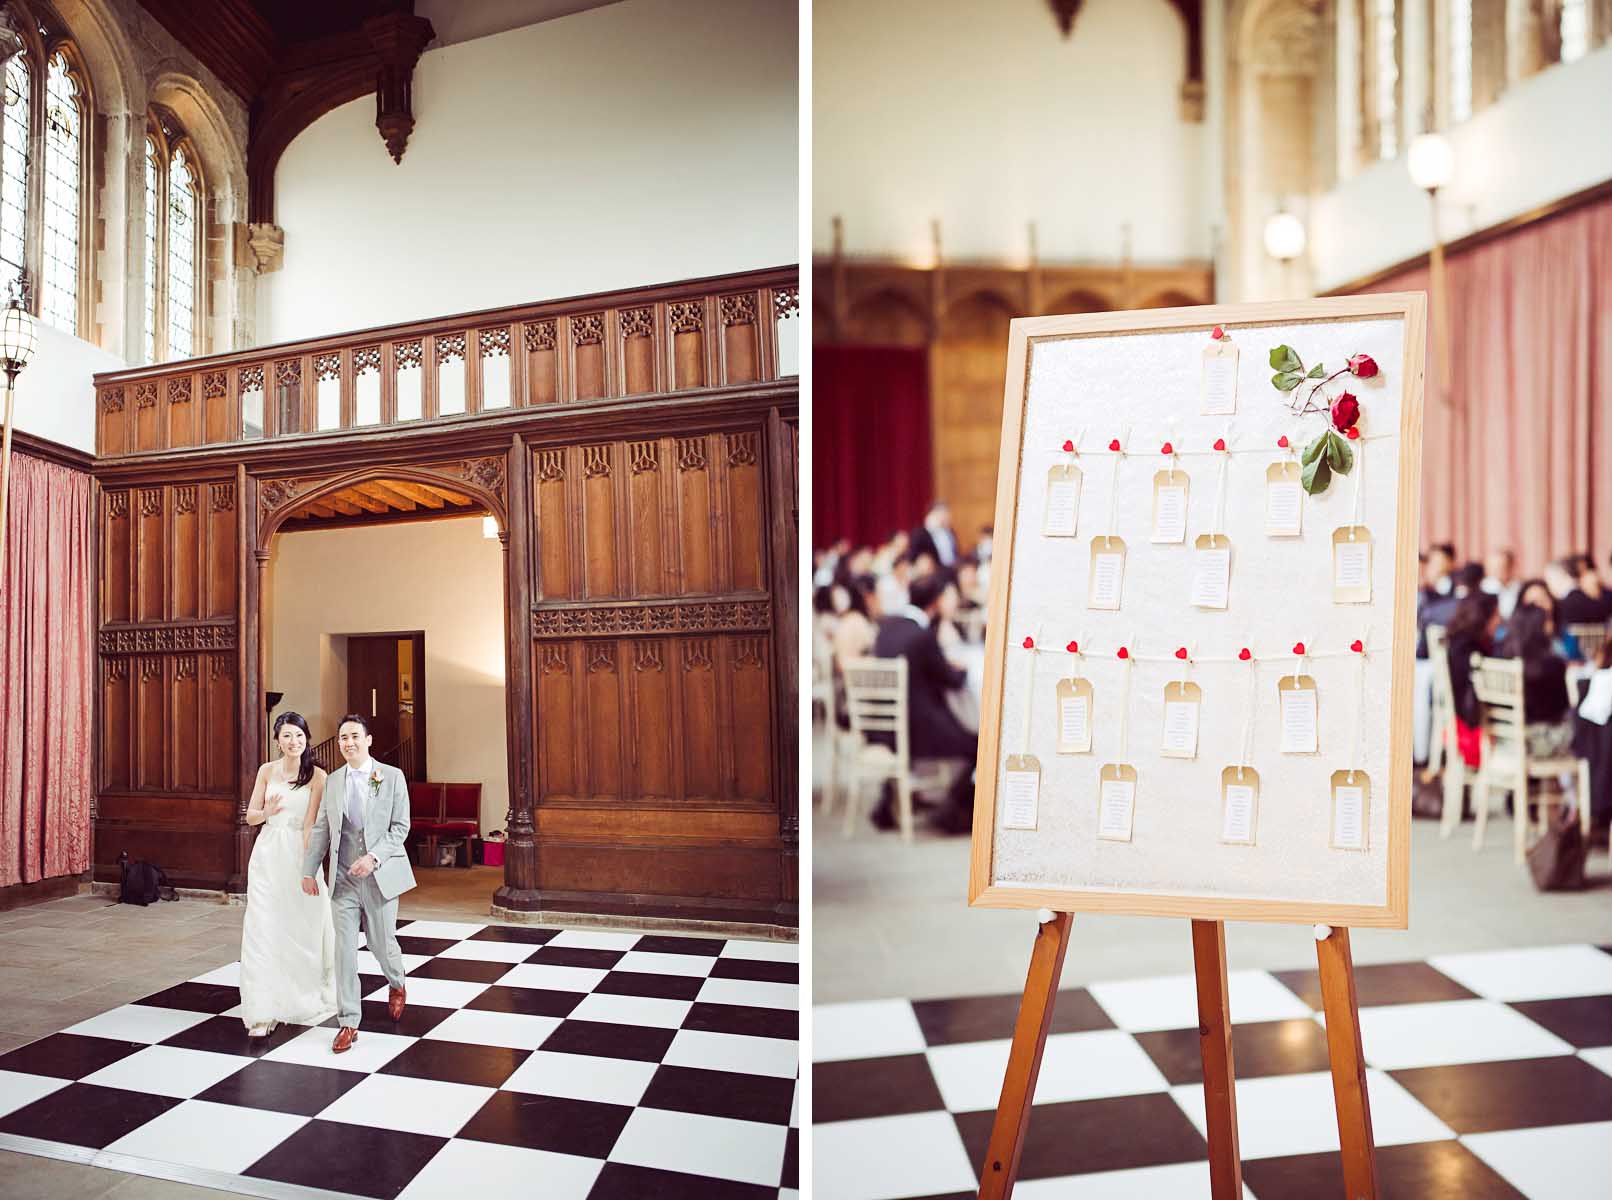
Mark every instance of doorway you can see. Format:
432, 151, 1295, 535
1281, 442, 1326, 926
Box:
346, 632, 427, 780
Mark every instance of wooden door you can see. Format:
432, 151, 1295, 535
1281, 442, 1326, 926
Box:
347, 636, 402, 759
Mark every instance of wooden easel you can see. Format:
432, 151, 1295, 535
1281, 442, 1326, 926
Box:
975, 913, 1379, 1200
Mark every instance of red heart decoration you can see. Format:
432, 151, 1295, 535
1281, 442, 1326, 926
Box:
1278, 435, 1290, 448
1066, 640, 1079, 654
1212, 325, 1224, 340
1109, 438, 1122, 452
1292, 642, 1306, 655
1116, 646, 1129, 660
1346, 427, 1360, 440
1351, 639, 1364, 653
1062, 439, 1074, 452
1022, 636, 1035, 649
1238, 647, 1252, 661
1161, 442, 1174, 455
1175, 647, 1188, 660
1213, 437, 1227, 451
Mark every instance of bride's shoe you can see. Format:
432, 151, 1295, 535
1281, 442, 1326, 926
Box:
247, 1023, 272, 1038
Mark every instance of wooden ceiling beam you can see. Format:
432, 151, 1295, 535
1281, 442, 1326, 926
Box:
335, 487, 388, 514
354, 480, 417, 510
420, 483, 475, 507
384, 480, 446, 509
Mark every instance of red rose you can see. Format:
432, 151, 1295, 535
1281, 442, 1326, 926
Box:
1330, 393, 1360, 432
1347, 353, 1378, 378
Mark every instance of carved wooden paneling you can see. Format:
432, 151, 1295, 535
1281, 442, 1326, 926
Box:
621, 306, 656, 396
720, 292, 760, 385
103, 489, 131, 623
135, 488, 165, 621
99, 387, 128, 456
134, 382, 161, 453
167, 375, 196, 449
571, 313, 605, 401
524, 319, 558, 406
669, 300, 707, 390
581, 444, 617, 598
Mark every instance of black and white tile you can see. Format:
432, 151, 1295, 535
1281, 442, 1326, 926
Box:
814, 944, 1612, 1199
0, 919, 798, 1200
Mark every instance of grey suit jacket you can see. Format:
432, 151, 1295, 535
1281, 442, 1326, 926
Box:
301, 761, 418, 901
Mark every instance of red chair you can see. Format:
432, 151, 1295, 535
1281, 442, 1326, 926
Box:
406, 781, 481, 867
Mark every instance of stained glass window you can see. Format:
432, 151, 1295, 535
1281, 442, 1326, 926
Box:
144, 138, 158, 362
166, 147, 197, 360
1560, 0, 1589, 63
1449, 0, 1472, 124
41, 53, 81, 332
0, 55, 29, 302
1373, 0, 1399, 159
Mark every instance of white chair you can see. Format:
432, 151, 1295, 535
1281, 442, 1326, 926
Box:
1426, 627, 1471, 837
1469, 654, 1591, 864
1566, 622, 1608, 665
811, 629, 835, 724
840, 657, 915, 840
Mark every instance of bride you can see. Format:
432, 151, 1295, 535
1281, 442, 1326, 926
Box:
240, 712, 337, 1035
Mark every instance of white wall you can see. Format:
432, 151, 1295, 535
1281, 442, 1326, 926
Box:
10, 325, 124, 453
259, 0, 798, 343
1312, 44, 1612, 289
813, 0, 1208, 263
267, 517, 510, 835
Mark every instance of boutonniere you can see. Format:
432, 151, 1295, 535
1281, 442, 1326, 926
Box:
367, 769, 383, 797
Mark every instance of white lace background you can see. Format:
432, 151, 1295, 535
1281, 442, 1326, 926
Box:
991, 315, 1409, 909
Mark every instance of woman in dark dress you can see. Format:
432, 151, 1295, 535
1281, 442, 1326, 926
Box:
1497, 602, 1574, 757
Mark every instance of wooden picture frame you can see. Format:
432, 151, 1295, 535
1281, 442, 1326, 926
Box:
967, 294, 1425, 928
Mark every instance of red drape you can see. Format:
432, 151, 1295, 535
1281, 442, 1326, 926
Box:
0, 450, 93, 886
1355, 192, 1612, 572
813, 345, 934, 549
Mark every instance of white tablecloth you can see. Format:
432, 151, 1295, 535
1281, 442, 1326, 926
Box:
949, 643, 986, 733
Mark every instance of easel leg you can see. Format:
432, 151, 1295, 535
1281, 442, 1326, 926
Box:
1190, 920, 1242, 1200
977, 911, 1073, 1200
1317, 926, 1380, 1200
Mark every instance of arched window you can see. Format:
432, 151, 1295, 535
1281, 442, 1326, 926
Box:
144, 111, 205, 363
42, 50, 83, 331
1363, 0, 1399, 160
0, 26, 92, 336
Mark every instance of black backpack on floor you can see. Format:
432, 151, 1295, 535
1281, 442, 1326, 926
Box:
118, 851, 178, 906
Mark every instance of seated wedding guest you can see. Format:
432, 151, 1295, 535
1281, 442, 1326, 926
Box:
1558, 554, 1612, 626
1419, 561, 1482, 657
843, 544, 876, 579
911, 501, 959, 567
1445, 590, 1501, 769
976, 524, 994, 564
1483, 548, 1522, 619
876, 553, 914, 616
1574, 641, 1612, 834
1496, 602, 1574, 758
869, 572, 976, 833
831, 576, 879, 676
871, 529, 910, 575
955, 556, 984, 611
1422, 543, 1456, 601
911, 548, 940, 579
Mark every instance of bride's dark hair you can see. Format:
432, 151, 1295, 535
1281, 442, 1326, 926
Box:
272, 711, 316, 790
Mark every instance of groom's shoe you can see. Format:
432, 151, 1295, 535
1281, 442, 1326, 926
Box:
388, 987, 407, 1021
332, 1026, 359, 1054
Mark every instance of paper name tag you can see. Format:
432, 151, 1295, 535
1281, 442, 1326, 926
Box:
1191, 533, 1231, 609
1201, 340, 1239, 415
1056, 677, 1094, 754
1221, 765, 1259, 845
1002, 754, 1041, 831
1333, 526, 1372, 603
1160, 680, 1201, 759
1279, 674, 1318, 753
1266, 462, 1303, 537
1089, 536, 1126, 610
1044, 464, 1082, 537
1151, 471, 1189, 544
1097, 763, 1137, 842
1330, 769, 1370, 850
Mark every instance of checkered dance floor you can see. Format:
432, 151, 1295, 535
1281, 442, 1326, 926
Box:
0, 919, 798, 1199
815, 943, 1612, 1199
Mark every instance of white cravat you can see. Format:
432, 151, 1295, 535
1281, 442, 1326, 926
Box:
346, 760, 373, 831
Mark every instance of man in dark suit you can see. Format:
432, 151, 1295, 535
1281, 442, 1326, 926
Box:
1418, 561, 1482, 657
870, 571, 976, 832
910, 502, 959, 569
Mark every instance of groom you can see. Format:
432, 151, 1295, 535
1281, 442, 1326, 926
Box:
301, 714, 416, 1052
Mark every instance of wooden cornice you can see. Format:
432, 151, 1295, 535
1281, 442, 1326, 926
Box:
10, 428, 95, 471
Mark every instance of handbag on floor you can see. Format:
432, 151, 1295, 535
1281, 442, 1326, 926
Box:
1526, 808, 1587, 891
117, 851, 179, 906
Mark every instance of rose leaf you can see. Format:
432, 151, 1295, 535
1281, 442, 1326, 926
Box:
1327, 431, 1355, 474
1268, 345, 1303, 374
1308, 363, 1326, 378
1301, 454, 1332, 495
1301, 432, 1328, 467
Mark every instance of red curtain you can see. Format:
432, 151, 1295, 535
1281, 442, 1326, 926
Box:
0, 450, 93, 886
813, 345, 934, 549
1354, 192, 1612, 572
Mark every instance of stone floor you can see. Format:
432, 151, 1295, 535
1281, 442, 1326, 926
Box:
0, 864, 510, 1198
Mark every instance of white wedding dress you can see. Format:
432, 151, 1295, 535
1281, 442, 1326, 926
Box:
239, 775, 337, 1030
